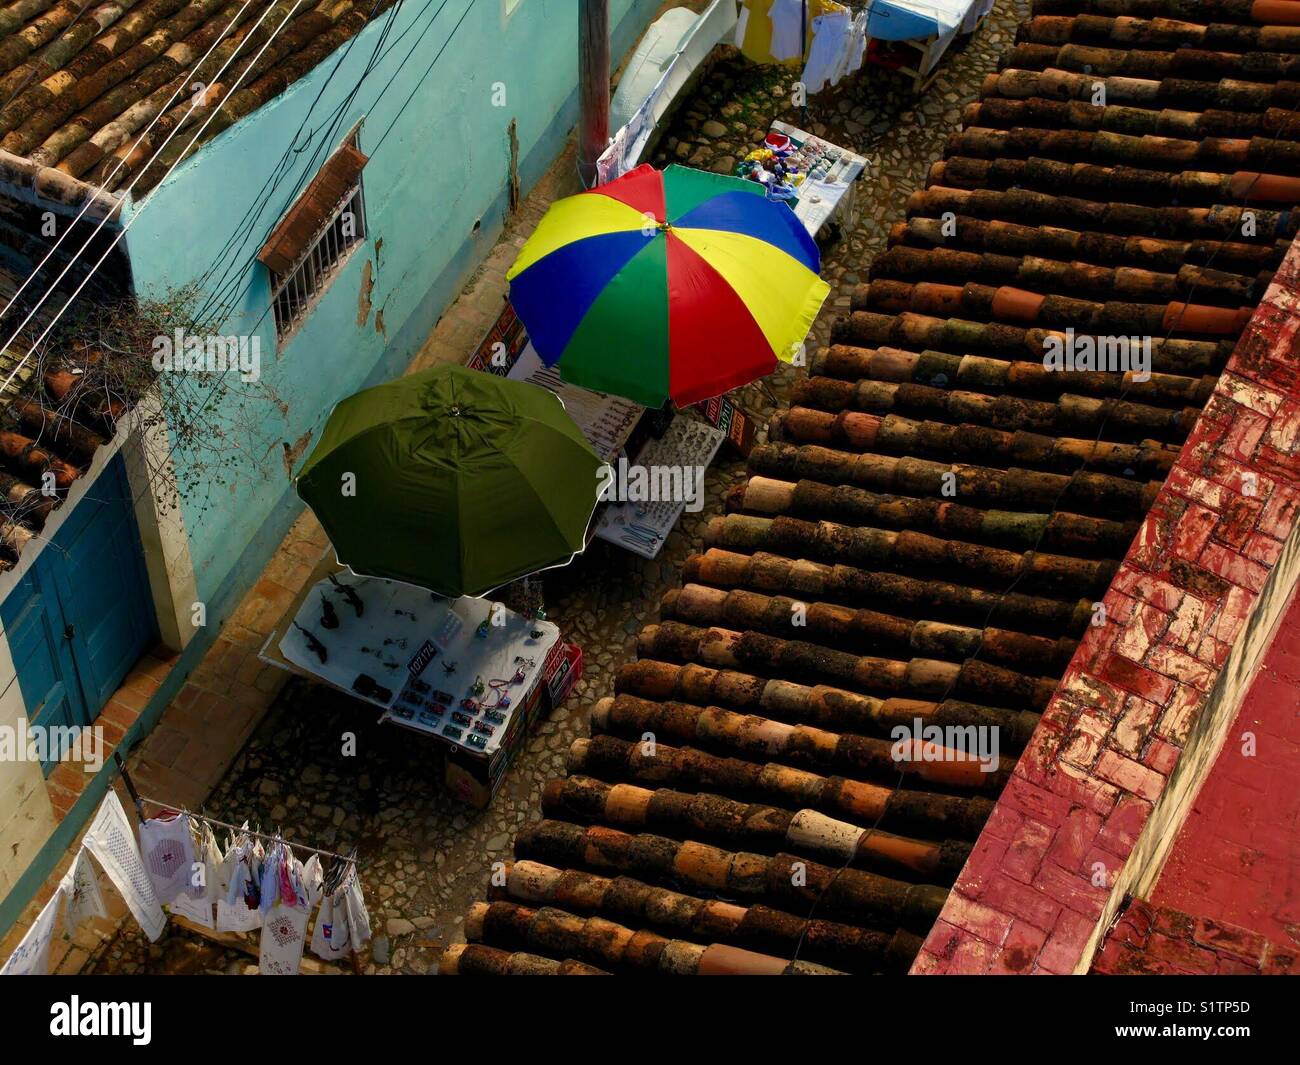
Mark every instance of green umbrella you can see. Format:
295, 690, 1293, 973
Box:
296, 365, 603, 597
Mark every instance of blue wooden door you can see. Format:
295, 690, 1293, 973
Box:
0, 452, 158, 771
2, 567, 86, 742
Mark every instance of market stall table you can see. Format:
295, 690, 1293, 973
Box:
741, 122, 869, 240
865, 0, 994, 93
466, 301, 642, 463
259, 557, 582, 807
466, 301, 752, 560
592, 414, 726, 559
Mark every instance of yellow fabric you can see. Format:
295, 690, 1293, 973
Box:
672, 226, 829, 361
507, 192, 649, 280
737, 0, 849, 67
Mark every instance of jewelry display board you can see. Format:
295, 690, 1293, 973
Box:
593, 416, 726, 559
465, 301, 643, 463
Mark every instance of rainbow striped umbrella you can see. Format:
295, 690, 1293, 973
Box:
506, 164, 830, 407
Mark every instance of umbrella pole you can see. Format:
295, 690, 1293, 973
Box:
578, 0, 611, 188
801, 0, 809, 126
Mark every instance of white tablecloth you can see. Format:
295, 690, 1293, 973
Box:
279, 576, 559, 757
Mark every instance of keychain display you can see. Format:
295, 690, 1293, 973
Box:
328, 573, 364, 617
293, 622, 327, 664
320, 594, 339, 629
280, 575, 562, 760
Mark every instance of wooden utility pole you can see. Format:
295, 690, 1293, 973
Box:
578, 0, 610, 188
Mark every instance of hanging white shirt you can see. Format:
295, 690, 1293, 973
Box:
802, 10, 851, 94
768, 0, 805, 61
340, 866, 371, 947
301, 855, 324, 909
845, 12, 868, 77
309, 892, 352, 962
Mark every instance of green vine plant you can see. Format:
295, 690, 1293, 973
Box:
2, 284, 288, 567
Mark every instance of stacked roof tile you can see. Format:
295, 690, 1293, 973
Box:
0, 154, 133, 568
435, 0, 1300, 976
0, 0, 396, 194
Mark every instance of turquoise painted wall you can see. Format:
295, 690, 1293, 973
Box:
123, 0, 657, 601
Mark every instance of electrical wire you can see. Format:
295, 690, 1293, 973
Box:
0, 0, 266, 340
0, 0, 316, 400
1, 0, 476, 561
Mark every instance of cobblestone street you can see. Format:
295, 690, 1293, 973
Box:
87, 2, 1030, 975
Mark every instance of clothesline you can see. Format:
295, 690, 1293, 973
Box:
137, 795, 359, 866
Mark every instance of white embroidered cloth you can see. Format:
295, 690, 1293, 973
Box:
83, 791, 166, 942
1, 887, 64, 975
138, 812, 196, 904
60, 847, 107, 933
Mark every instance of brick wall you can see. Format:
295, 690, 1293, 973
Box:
1092, 899, 1298, 975
912, 238, 1300, 976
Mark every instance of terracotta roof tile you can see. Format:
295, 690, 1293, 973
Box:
0, 0, 396, 193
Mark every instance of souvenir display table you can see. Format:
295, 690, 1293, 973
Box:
465, 302, 751, 560
592, 414, 726, 559
737, 123, 869, 239
260, 558, 582, 808
466, 301, 642, 464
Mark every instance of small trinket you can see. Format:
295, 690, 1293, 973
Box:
329, 574, 364, 617
451, 711, 473, 727
483, 709, 506, 726
470, 676, 486, 698
442, 725, 464, 741
473, 720, 494, 736
431, 690, 454, 704
465, 732, 487, 750
460, 698, 480, 713
293, 622, 328, 664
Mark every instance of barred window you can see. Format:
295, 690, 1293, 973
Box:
259, 136, 368, 348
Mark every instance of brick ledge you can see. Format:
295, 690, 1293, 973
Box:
912, 238, 1300, 975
